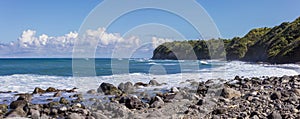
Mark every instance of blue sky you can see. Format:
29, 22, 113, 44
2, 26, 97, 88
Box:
0, 0, 299, 43
0, 0, 299, 58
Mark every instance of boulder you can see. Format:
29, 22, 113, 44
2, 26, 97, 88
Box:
30, 109, 40, 119
5, 107, 26, 117
59, 97, 69, 105
98, 83, 122, 95
118, 82, 134, 93
125, 96, 144, 109
171, 87, 179, 93
87, 89, 97, 94
134, 82, 149, 87
150, 96, 164, 108
149, 80, 160, 86
221, 87, 241, 99
10, 100, 27, 109
33, 87, 45, 94
46, 87, 57, 92
0, 104, 7, 115
53, 91, 62, 97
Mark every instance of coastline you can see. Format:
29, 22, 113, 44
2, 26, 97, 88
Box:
1, 75, 300, 118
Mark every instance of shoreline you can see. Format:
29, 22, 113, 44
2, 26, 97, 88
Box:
1, 75, 300, 118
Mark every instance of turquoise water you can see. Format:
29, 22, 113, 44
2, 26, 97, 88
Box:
0, 58, 215, 76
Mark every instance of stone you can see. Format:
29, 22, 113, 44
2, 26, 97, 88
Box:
30, 109, 40, 119
270, 92, 281, 100
134, 82, 149, 87
171, 87, 179, 93
6, 107, 26, 117
16, 93, 32, 102
125, 96, 144, 109
10, 100, 27, 109
268, 111, 282, 119
33, 87, 45, 94
46, 87, 57, 92
0, 104, 8, 115
87, 89, 97, 94
98, 83, 122, 95
221, 87, 241, 99
149, 80, 160, 86
59, 106, 68, 112
59, 97, 69, 105
92, 112, 109, 119
68, 113, 84, 119
197, 82, 208, 96
150, 96, 164, 108
118, 82, 134, 93
53, 91, 62, 97
48, 102, 60, 107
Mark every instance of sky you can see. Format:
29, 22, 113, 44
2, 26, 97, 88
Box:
0, 0, 299, 58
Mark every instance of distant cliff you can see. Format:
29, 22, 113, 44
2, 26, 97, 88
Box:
152, 17, 300, 64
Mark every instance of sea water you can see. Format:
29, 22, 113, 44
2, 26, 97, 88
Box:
0, 58, 299, 93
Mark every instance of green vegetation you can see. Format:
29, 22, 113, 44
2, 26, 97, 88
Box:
152, 17, 300, 64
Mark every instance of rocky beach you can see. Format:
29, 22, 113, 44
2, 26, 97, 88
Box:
0, 75, 300, 119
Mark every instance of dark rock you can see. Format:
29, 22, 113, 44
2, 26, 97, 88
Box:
149, 80, 160, 86
10, 100, 27, 109
134, 82, 149, 87
125, 96, 144, 109
87, 89, 97, 94
16, 93, 32, 102
221, 87, 241, 99
33, 87, 45, 94
268, 111, 282, 119
270, 92, 281, 100
53, 91, 62, 97
196, 99, 204, 105
48, 102, 60, 107
59, 97, 69, 105
118, 82, 134, 93
150, 96, 164, 108
98, 83, 122, 95
212, 108, 227, 114
163, 93, 176, 102
6, 107, 26, 117
0, 104, 7, 115
46, 87, 57, 92
197, 82, 208, 96
170, 87, 179, 93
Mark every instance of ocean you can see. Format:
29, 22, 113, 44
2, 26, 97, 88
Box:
0, 58, 299, 93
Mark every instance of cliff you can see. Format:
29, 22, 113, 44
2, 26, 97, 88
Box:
152, 17, 300, 64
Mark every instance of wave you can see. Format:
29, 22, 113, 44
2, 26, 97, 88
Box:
0, 61, 299, 93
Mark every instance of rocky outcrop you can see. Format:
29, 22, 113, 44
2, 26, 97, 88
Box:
152, 17, 300, 64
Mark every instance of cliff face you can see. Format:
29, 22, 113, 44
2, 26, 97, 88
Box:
152, 17, 300, 64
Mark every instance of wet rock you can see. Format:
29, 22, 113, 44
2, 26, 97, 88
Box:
118, 82, 134, 93
10, 100, 27, 109
149, 80, 160, 86
270, 92, 281, 100
48, 102, 60, 107
53, 91, 62, 97
16, 93, 32, 102
163, 93, 176, 102
134, 82, 149, 87
150, 96, 164, 108
59, 97, 69, 105
221, 87, 241, 99
6, 107, 26, 117
46, 87, 57, 92
171, 87, 179, 93
87, 89, 97, 94
0, 104, 7, 115
33, 87, 45, 94
98, 83, 122, 95
125, 96, 144, 109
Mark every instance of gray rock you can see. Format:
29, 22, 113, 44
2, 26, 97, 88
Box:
53, 91, 62, 97
125, 96, 144, 109
98, 82, 122, 95
33, 87, 45, 94
68, 113, 85, 119
10, 100, 27, 109
6, 107, 26, 117
92, 112, 109, 119
118, 82, 134, 93
221, 87, 241, 99
171, 87, 179, 93
0, 104, 8, 115
30, 109, 40, 119
59, 97, 69, 105
87, 89, 97, 94
150, 96, 164, 108
268, 111, 282, 119
270, 92, 281, 100
149, 79, 160, 86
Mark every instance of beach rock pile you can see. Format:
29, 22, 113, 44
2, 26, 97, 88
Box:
1, 76, 300, 118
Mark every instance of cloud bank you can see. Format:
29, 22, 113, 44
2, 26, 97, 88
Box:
0, 28, 172, 58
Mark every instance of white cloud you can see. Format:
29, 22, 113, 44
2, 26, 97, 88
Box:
0, 28, 161, 58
